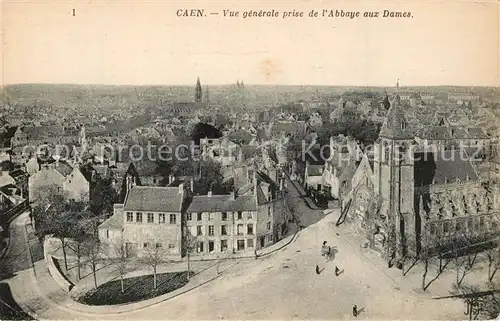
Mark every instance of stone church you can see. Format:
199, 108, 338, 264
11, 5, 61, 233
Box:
345, 92, 499, 260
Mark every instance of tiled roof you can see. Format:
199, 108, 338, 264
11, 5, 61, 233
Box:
9, 169, 27, 178
98, 211, 124, 230
187, 194, 257, 212
415, 150, 478, 185
123, 186, 183, 212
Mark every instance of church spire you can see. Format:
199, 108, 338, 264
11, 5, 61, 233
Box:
379, 81, 410, 140
195, 77, 202, 103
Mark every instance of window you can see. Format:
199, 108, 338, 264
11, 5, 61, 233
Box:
221, 240, 228, 251
168, 244, 175, 249
247, 224, 254, 235
143, 242, 149, 248
106, 230, 109, 239
247, 238, 254, 248
267, 207, 271, 216
197, 241, 204, 253
197, 226, 203, 236
237, 239, 245, 251
208, 241, 214, 252
467, 218, 473, 231
208, 212, 214, 221
159, 213, 166, 223
156, 243, 162, 248
479, 216, 485, 228
237, 224, 244, 235
136, 212, 143, 223
126, 212, 133, 222
147, 213, 154, 223
221, 225, 228, 235
237, 211, 243, 220
221, 212, 227, 221
186, 213, 192, 221
208, 225, 214, 236
170, 214, 177, 224
267, 221, 271, 230
197, 212, 203, 221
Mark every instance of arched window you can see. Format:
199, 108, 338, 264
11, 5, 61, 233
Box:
401, 119, 407, 130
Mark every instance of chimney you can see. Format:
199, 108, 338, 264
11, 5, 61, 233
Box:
208, 190, 213, 197
169, 174, 174, 184
190, 177, 194, 192
178, 183, 184, 194
230, 190, 235, 200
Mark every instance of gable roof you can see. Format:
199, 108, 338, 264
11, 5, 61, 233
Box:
414, 150, 479, 186
123, 186, 183, 212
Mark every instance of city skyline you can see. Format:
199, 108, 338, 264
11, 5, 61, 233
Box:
2, 1, 498, 87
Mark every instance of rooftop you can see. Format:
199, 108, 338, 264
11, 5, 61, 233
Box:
123, 186, 184, 212
187, 194, 257, 213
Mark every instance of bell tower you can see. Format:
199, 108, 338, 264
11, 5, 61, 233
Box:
374, 81, 417, 258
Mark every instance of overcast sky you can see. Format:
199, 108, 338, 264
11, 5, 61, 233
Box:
2, 0, 498, 86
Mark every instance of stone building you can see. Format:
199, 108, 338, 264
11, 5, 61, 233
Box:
28, 161, 89, 202
340, 93, 499, 260
185, 167, 290, 256
99, 185, 187, 259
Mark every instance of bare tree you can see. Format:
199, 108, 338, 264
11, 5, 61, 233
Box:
484, 238, 499, 282
106, 239, 130, 293
185, 232, 197, 280
142, 244, 165, 289
82, 235, 102, 289
450, 235, 472, 286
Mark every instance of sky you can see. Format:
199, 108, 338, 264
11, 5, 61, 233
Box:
2, 0, 499, 86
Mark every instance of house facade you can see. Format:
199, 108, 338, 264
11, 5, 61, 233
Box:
99, 185, 186, 259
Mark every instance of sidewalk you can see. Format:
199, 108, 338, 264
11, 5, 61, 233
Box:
284, 171, 324, 210
331, 216, 495, 298
22, 220, 302, 316
32, 256, 240, 315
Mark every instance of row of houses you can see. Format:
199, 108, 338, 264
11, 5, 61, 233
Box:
98, 162, 292, 259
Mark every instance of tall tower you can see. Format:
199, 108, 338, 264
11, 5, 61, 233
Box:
195, 77, 202, 103
374, 88, 417, 258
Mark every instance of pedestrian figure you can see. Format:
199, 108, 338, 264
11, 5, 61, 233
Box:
335, 266, 340, 276
323, 241, 327, 246
254, 249, 258, 260
352, 305, 358, 317
315, 265, 320, 275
